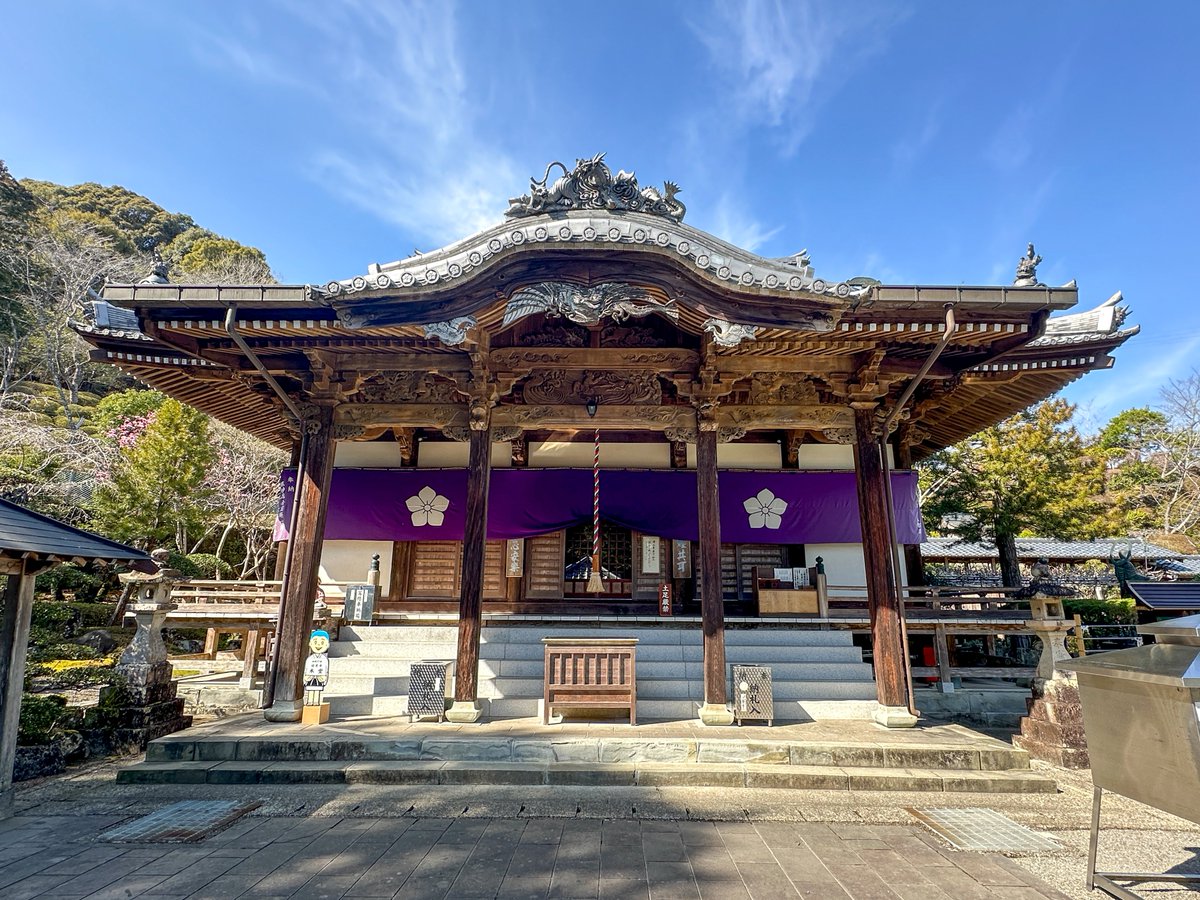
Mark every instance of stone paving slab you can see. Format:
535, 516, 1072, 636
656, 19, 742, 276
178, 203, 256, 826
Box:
0, 812, 1082, 900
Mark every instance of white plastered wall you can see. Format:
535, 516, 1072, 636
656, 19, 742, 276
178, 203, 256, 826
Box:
684, 443, 782, 469
529, 441, 670, 468
319, 540, 394, 597
334, 441, 403, 468
417, 442, 512, 468
797, 444, 895, 469
806, 543, 911, 587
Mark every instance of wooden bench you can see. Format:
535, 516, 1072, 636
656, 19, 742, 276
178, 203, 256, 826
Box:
542, 638, 637, 725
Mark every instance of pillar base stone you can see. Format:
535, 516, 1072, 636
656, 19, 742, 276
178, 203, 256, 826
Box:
698, 703, 734, 726
446, 701, 482, 724
874, 704, 918, 728
264, 699, 302, 723
0, 786, 13, 821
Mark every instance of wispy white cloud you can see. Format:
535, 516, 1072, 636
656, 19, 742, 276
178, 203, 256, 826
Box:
703, 193, 784, 253
984, 56, 1074, 172
1087, 333, 1200, 416
189, 1, 517, 248
892, 97, 945, 170
690, 0, 906, 153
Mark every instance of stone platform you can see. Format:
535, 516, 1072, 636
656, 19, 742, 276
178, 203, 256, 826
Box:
117, 713, 1057, 794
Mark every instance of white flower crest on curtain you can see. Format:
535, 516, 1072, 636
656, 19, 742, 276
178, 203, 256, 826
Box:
743, 488, 788, 530
406, 485, 450, 527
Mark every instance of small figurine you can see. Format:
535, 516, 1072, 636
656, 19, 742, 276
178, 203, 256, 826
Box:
1013, 242, 1043, 286
303, 630, 330, 708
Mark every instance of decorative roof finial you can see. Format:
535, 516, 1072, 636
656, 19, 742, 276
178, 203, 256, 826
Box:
1013, 242, 1042, 287
505, 154, 685, 222
140, 249, 170, 285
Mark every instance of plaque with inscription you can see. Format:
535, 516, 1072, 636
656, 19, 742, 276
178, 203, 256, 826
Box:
345, 583, 378, 624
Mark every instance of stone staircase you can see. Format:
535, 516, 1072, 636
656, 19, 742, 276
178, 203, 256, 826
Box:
322, 624, 878, 721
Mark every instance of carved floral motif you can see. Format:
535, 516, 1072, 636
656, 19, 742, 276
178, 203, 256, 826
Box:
600, 324, 665, 347
358, 373, 464, 404
747, 373, 819, 405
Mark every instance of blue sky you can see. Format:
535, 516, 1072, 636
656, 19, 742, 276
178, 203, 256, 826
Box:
3, 1, 1197, 429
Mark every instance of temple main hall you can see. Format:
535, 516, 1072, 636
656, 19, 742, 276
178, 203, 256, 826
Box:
81, 155, 1135, 727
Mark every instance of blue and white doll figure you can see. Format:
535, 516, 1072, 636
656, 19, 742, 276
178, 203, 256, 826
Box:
303, 630, 331, 706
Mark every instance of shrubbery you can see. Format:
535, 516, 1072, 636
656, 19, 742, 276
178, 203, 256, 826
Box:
1063, 597, 1136, 625
18, 693, 68, 745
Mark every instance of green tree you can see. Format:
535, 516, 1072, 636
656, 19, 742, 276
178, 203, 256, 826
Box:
920, 399, 1105, 586
92, 398, 215, 550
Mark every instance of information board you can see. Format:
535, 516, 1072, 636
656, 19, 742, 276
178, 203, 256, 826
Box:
345, 583, 378, 624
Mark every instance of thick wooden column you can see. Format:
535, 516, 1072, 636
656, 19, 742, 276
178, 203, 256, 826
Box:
0, 563, 36, 818
696, 428, 733, 724
265, 406, 336, 722
448, 423, 492, 722
851, 406, 914, 726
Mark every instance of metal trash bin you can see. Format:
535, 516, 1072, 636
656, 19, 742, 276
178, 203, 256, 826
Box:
1059, 614, 1200, 899
407, 660, 453, 723
731, 664, 773, 726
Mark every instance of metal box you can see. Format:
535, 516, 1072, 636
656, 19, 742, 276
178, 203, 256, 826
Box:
1059, 614, 1200, 897
406, 660, 453, 722
731, 664, 773, 726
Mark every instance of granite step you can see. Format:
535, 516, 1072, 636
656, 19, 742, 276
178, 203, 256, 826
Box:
117, 759, 1055, 792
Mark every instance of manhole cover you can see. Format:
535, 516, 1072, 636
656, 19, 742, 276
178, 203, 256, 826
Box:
909, 807, 1060, 852
100, 800, 261, 843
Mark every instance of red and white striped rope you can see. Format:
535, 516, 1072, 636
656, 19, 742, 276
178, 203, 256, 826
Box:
592, 426, 601, 560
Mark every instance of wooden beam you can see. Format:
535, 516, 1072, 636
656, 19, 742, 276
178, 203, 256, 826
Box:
489, 348, 698, 372
265, 405, 336, 722
0, 564, 35, 817
851, 405, 911, 721
696, 428, 732, 724
450, 425, 493, 721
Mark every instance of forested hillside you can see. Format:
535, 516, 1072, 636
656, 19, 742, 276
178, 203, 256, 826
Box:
0, 161, 284, 584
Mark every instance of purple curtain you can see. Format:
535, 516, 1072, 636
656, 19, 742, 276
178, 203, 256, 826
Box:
275, 468, 925, 544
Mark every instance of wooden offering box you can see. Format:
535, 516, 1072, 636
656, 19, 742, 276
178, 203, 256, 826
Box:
754, 566, 820, 615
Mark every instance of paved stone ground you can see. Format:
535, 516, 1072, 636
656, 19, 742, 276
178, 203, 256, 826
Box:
4, 756, 1199, 899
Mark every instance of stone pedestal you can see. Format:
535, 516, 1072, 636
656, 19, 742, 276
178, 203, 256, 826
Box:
445, 700, 482, 724
874, 704, 918, 728
97, 560, 191, 751
1013, 670, 1089, 768
697, 703, 734, 726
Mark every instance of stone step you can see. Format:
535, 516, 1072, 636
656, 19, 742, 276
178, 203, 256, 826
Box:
117, 759, 1054, 793
328, 642, 867, 663
325, 656, 873, 680
337, 625, 858, 647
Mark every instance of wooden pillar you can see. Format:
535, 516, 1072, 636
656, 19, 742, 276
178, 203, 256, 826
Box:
851, 406, 915, 726
448, 424, 492, 722
265, 406, 336, 722
696, 429, 733, 725
0, 563, 36, 818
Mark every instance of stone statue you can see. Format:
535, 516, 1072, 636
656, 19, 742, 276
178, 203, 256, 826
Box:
1111, 549, 1149, 598
1017, 556, 1073, 598
1013, 243, 1043, 287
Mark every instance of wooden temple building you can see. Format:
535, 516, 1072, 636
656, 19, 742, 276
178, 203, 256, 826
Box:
80, 155, 1136, 727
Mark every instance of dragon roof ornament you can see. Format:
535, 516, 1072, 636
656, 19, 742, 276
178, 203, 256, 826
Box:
505, 153, 685, 222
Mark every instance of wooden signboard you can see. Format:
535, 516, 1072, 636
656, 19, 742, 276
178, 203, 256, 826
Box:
641, 536, 661, 574
658, 582, 673, 616
345, 583, 378, 623
672, 540, 692, 578
505, 539, 524, 577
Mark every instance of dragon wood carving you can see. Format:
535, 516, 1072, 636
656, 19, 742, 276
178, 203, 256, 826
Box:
503, 281, 677, 328
357, 372, 465, 404
505, 153, 686, 222
521, 370, 662, 406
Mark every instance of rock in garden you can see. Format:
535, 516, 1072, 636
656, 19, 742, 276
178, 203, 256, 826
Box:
75, 629, 117, 653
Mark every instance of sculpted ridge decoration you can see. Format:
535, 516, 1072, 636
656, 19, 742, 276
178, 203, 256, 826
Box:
505, 153, 686, 222
504, 282, 678, 328
324, 211, 868, 308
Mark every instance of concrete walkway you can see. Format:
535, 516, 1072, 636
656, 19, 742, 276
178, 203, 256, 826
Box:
0, 809, 1072, 899
5, 755, 1199, 900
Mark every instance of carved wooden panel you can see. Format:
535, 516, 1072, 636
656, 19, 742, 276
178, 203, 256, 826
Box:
524, 532, 565, 600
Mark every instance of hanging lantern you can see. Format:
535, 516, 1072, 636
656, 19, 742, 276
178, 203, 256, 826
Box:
587, 423, 604, 593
